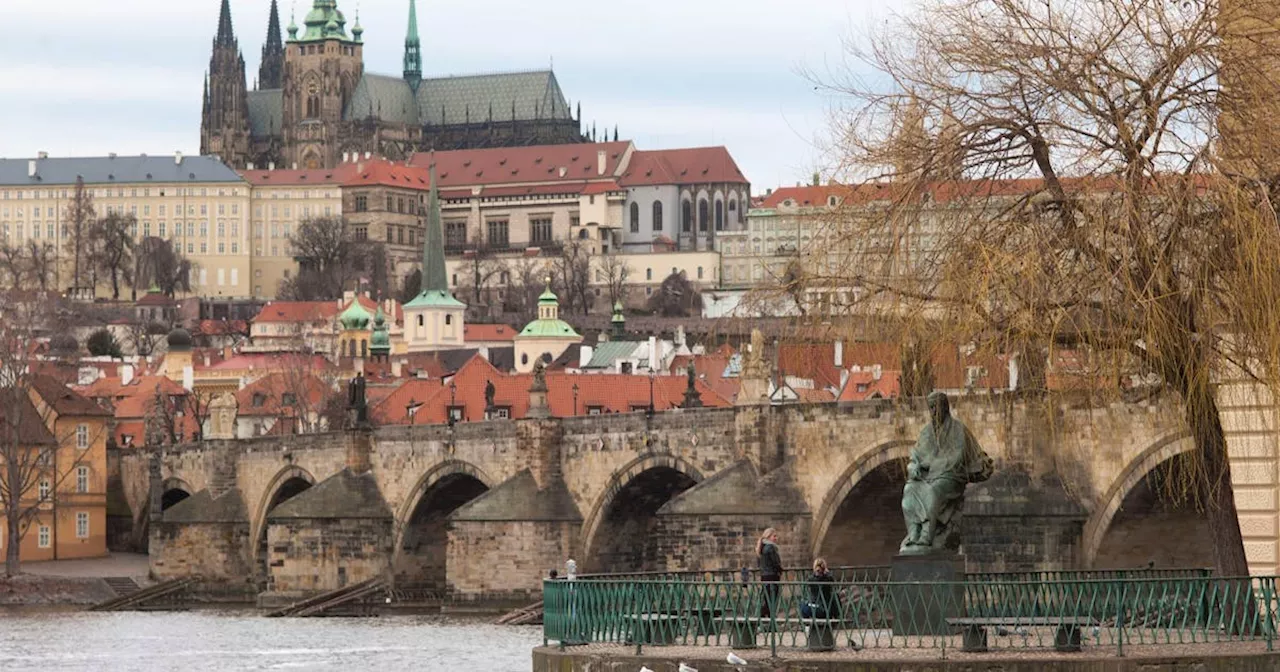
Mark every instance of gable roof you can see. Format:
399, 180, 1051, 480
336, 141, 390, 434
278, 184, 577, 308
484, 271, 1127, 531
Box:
416, 70, 572, 125
239, 165, 354, 186
0, 391, 57, 445
463, 323, 517, 343
252, 300, 342, 324
619, 147, 749, 187
29, 375, 110, 417
346, 74, 420, 126
409, 141, 632, 188
234, 372, 330, 418
0, 155, 243, 187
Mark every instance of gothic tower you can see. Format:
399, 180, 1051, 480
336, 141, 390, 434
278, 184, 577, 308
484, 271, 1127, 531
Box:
200, 0, 251, 167
258, 0, 285, 90
403, 0, 422, 91
281, 0, 365, 169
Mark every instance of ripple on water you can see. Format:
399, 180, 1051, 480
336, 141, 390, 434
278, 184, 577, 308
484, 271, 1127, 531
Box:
0, 611, 543, 672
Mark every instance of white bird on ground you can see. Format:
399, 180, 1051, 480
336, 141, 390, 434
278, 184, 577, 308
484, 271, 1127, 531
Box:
727, 652, 748, 666
679, 664, 698, 672
639, 667, 655, 672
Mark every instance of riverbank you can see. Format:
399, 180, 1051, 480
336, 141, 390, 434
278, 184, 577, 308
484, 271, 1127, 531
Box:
0, 574, 117, 606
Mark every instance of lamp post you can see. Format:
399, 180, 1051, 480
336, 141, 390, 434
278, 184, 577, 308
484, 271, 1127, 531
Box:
572, 382, 579, 416
648, 370, 656, 417
449, 381, 458, 426
406, 398, 416, 426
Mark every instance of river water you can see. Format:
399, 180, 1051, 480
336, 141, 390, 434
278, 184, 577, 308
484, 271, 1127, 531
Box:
0, 611, 544, 672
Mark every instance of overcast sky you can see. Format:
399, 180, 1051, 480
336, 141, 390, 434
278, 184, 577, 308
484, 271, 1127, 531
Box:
0, 0, 901, 192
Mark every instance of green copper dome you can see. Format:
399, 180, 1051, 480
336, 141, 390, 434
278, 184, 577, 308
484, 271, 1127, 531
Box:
298, 0, 349, 41
519, 285, 581, 339
339, 299, 373, 330
370, 306, 391, 353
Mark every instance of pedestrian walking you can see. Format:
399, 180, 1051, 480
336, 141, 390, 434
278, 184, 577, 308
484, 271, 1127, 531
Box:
756, 528, 782, 618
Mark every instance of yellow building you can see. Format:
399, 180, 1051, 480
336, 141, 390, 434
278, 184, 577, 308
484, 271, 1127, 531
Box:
0, 153, 253, 299
240, 167, 346, 298
0, 378, 112, 562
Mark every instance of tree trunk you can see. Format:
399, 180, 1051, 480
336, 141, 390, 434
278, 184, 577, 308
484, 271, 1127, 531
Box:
1184, 383, 1250, 577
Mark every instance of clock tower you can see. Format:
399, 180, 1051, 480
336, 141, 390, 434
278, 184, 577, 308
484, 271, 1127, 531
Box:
280, 0, 364, 169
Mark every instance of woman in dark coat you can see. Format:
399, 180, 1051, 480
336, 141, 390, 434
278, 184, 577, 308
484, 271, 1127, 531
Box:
801, 558, 836, 619
756, 528, 782, 618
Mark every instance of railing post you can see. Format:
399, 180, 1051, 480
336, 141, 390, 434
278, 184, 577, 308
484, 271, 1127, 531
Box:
1116, 581, 1125, 658
1266, 578, 1275, 652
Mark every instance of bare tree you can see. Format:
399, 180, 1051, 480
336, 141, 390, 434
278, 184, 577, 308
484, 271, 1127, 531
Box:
796, 0, 1280, 578
456, 243, 504, 319
64, 177, 95, 292
0, 301, 102, 576
134, 237, 192, 298
647, 270, 701, 317
504, 256, 550, 323
600, 251, 630, 310
281, 216, 387, 301
553, 237, 593, 315
24, 241, 55, 292
90, 213, 135, 300
0, 244, 26, 289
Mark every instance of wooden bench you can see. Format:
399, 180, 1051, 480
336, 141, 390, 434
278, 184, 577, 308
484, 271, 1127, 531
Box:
946, 617, 1098, 653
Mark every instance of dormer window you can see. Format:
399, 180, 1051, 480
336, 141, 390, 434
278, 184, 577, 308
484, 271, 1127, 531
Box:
252, 393, 266, 408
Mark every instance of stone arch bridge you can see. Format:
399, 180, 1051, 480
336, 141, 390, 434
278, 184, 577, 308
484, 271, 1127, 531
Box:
123, 388, 1280, 604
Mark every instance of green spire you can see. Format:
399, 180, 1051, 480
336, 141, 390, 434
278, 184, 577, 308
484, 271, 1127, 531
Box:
370, 306, 391, 355
404, 162, 464, 309
404, 0, 422, 85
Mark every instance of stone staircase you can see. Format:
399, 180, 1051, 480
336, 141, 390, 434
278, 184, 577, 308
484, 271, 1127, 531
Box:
102, 577, 140, 598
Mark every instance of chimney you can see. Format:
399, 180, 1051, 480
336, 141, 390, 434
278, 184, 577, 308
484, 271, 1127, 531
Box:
247, 162, 255, 170
343, 152, 350, 163
365, 151, 372, 159
203, 353, 211, 367
357, 162, 364, 173
391, 359, 403, 377
558, 167, 567, 178
37, 151, 48, 160
121, 364, 135, 386
268, 161, 276, 171
27, 160, 36, 178
182, 365, 194, 391
292, 162, 298, 170
834, 340, 843, 368
597, 150, 606, 176
579, 345, 594, 369
648, 336, 658, 372
222, 345, 232, 361
174, 151, 182, 165
478, 346, 490, 361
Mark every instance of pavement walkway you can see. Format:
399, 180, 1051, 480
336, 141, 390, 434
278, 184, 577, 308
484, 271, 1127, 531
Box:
20, 552, 150, 579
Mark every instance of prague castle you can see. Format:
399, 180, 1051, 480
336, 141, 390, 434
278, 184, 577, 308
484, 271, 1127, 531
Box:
200, 0, 588, 170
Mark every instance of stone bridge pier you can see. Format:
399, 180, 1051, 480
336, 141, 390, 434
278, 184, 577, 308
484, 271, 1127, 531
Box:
122, 388, 1280, 605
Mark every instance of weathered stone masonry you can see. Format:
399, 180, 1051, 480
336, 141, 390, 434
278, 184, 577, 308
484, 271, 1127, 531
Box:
127, 391, 1280, 602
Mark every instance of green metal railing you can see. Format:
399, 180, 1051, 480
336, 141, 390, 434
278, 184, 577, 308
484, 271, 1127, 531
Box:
544, 574, 1279, 657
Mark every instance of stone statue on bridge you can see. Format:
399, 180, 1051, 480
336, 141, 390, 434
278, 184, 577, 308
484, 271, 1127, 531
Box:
346, 374, 368, 428
900, 391, 994, 555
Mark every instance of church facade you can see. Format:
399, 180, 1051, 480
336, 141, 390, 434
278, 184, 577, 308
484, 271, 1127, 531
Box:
200, 0, 589, 171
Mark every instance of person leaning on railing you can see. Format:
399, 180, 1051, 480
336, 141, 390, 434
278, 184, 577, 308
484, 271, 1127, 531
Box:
801, 558, 838, 620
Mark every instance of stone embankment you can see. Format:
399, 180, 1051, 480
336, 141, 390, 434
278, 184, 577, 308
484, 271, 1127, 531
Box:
0, 575, 117, 606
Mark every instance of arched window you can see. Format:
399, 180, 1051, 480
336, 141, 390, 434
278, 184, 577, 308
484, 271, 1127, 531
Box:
578, 228, 589, 240
445, 314, 452, 325
361, 340, 367, 358
652, 201, 663, 231
521, 353, 529, 366
306, 95, 320, 119
417, 315, 424, 327
698, 199, 709, 232
681, 200, 692, 232
714, 201, 724, 231
629, 202, 640, 233
348, 340, 356, 358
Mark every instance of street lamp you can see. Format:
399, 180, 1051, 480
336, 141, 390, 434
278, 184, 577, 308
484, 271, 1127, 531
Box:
648, 370, 656, 417
449, 381, 458, 426
572, 382, 579, 416
406, 398, 416, 426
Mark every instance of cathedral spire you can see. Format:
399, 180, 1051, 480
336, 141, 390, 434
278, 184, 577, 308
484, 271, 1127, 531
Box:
258, 0, 285, 89
215, 0, 236, 46
422, 161, 447, 294
404, 0, 423, 88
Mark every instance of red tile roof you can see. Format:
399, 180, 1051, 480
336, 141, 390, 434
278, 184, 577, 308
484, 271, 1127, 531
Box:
838, 370, 901, 402
30, 375, 110, 417
464, 324, 517, 343
373, 355, 731, 425
203, 353, 333, 374
135, 290, 176, 307
619, 147, 748, 187
239, 165, 355, 186
252, 300, 343, 324
235, 372, 331, 417
343, 161, 433, 189
409, 142, 633, 188
778, 343, 845, 391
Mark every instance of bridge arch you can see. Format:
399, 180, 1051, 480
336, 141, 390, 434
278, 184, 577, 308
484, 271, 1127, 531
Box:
249, 466, 317, 575
809, 440, 914, 559
1083, 431, 1197, 567
160, 477, 194, 511
580, 453, 704, 573
392, 461, 492, 591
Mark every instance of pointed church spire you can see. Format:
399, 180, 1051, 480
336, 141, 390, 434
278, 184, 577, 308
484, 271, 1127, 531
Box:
404, 0, 423, 88
259, 0, 285, 89
422, 161, 448, 294
215, 0, 236, 46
